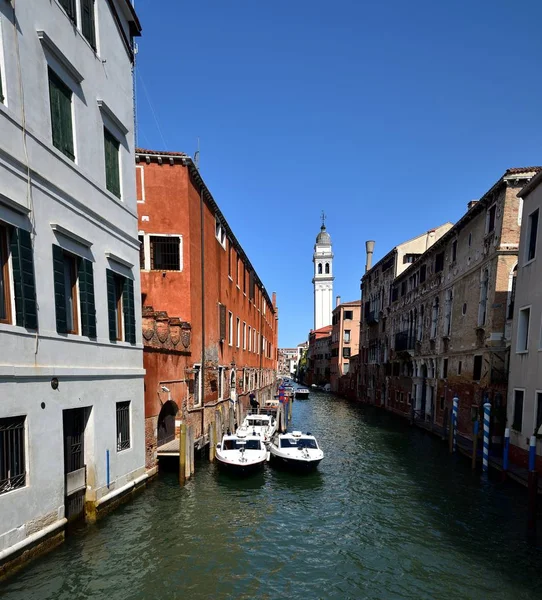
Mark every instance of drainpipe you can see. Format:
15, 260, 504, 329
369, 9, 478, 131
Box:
200, 185, 205, 436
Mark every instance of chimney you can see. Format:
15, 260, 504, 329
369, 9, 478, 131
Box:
467, 200, 478, 211
365, 240, 375, 272
336, 295, 341, 307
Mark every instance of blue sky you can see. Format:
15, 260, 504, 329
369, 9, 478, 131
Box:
134, 0, 542, 347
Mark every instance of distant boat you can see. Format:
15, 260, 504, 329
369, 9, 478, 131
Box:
269, 431, 324, 471
295, 388, 310, 399
237, 412, 277, 446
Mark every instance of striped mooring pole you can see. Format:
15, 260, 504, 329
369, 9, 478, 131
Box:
502, 427, 510, 481
452, 396, 459, 453
482, 402, 491, 473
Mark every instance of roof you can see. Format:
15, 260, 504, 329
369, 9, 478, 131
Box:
135, 148, 276, 313
505, 167, 541, 175
316, 224, 331, 245
310, 325, 332, 334
518, 170, 542, 198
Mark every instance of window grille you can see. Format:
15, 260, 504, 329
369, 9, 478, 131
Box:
0, 416, 26, 495
116, 402, 131, 451
150, 236, 180, 270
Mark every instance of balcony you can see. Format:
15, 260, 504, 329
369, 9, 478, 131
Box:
395, 331, 415, 352
366, 310, 379, 325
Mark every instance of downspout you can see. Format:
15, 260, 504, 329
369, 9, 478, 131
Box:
200, 185, 205, 436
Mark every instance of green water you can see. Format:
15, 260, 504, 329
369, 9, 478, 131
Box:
2, 392, 541, 600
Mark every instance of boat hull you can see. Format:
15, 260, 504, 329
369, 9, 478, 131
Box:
269, 452, 322, 472
215, 456, 266, 475
295, 392, 310, 399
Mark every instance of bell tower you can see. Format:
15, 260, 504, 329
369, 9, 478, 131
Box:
312, 212, 334, 330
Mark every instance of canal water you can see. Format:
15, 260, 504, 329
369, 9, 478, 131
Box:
2, 391, 542, 600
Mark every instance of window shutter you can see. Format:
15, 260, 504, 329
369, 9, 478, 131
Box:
48, 70, 74, 160
52, 244, 67, 333
10, 228, 37, 329
106, 269, 117, 341
81, 0, 96, 50
59, 0, 77, 22
219, 304, 226, 341
79, 258, 96, 337
104, 129, 120, 198
122, 277, 136, 344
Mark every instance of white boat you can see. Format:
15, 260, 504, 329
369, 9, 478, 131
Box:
295, 388, 310, 399
237, 412, 277, 446
215, 430, 267, 475
269, 431, 324, 471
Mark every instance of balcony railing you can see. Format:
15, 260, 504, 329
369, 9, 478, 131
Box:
395, 331, 415, 352
366, 310, 379, 325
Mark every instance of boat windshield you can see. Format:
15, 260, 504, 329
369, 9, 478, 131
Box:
223, 439, 261, 450
297, 438, 318, 449
247, 418, 269, 427
280, 438, 299, 448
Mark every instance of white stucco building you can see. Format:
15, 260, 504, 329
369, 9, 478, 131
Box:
508, 170, 542, 466
312, 219, 334, 330
0, 0, 144, 575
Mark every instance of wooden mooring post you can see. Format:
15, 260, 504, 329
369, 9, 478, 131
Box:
209, 421, 216, 462
179, 422, 187, 486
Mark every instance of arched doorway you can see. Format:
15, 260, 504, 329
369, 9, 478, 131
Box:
157, 400, 179, 447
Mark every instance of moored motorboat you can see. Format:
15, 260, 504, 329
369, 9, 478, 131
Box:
237, 412, 277, 446
215, 430, 267, 475
295, 388, 310, 399
269, 431, 324, 471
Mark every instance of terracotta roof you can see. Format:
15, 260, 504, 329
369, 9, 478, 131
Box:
505, 167, 542, 175
136, 148, 188, 157
339, 300, 361, 306
311, 325, 332, 334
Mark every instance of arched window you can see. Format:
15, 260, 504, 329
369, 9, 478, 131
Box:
431, 297, 439, 339
325, 263, 330, 274
230, 369, 236, 391
417, 306, 424, 341
318, 263, 322, 274
444, 288, 453, 336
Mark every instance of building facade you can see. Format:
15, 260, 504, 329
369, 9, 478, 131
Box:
0, 0, 144, 576
330, 299, 361, 392
507, 171, 542, 469
313, 221, 334, 330
359, 168, 540, 446
306, 325, 332, 386
278, 348, 298, 376
135, 149, 278, 471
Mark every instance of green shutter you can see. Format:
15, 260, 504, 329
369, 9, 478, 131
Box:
52, 245, 67, 333
104, 129, 120, 198
48, 69, 74, 161
10, 228, 37, 329
79, 258, 96, 338
106, 269, 117, 341
59, 0, 77, 23
122, 277, 136, 344
81, 0, 96, 50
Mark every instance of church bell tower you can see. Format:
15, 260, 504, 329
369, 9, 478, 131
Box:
312, 213, 334, 330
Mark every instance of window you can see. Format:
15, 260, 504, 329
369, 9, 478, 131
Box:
215, 218, 226, 249
116, 401, 131, 451
193, 364, 202, 406
228, 246, 233, 278
237, 257, 241, 286
344, 330, 351, 343
81, 0, 96, 49
248, 326, 252, 351
468, 232, 472, 247
401, 281, 406, 296
236, 317, 240, 347
49, 69, 74, 160
318, 263, 322, 274
403, 254, 419, 264
138, 235, 145, 269
535, 392, 542, 436
0, 416, 26, 495
343, 363, 349, 374
486, 204, 496, 234
344, 310, 353, 320
343, 347, 351, 358
63, 252, 77, 333
458, 361, 462, 375
462, 302, 467, 316
435, 252, 444, 273
150, 236, 181, 270
508, 265, 517, 320
431, 297, 439, 338
444, 288, 453, 336
59, 0, 77, 24
104, 128, 121, 198
106, 270, 135, 343
473, 355, 482, 381
442, 358, 448, 379
526, 209, 539, 262
325, 263, 330, 274
228, 312, 233, 346
243, 322, 246, 349
478, 269, 489, 326
517, 307, 530, 353
512, 390, 524, 431
219, 304, 226, 342
420, 265, 426, 283
218, 366, 225, 400
0, 224, 11, 323
451, 240, 457, 262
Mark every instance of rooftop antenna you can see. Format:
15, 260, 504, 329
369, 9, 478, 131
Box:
194, 137, 200, 170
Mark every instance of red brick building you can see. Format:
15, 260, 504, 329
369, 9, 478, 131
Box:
136, 149, 278, 472
306, 325, 332, 386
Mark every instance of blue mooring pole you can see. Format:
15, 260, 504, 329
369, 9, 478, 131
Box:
106, 449, 110, 489
502, 427, 510, 480
482, 402, 491, 473
529, 435, 537, 472
452, 396, 458, 453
